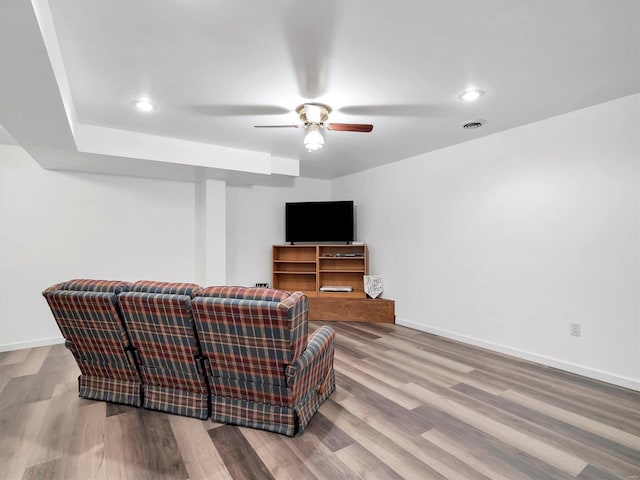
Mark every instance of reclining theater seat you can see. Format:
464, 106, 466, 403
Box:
42, 279, 142, 407
192, 286, 336, 436
117, 281, 209, 419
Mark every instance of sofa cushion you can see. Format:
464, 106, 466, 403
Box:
198, 286, 290, 302
60, 279, 131, 294
131, 280, 202, 297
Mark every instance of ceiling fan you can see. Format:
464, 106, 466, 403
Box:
254, 103, 373, 152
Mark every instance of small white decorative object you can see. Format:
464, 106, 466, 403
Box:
364, 275, 383, 299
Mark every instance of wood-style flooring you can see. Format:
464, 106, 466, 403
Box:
1, 321, 639, 479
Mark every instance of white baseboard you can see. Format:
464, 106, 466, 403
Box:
396, 317, 640, 392
0, 336, 65, 353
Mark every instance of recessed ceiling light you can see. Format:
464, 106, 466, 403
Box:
459, 89, 484, 102
133, 99, 156, 112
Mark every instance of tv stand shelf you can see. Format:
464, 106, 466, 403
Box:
272, 244, 368, 298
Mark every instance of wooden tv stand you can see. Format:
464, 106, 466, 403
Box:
272, 244, 395, 323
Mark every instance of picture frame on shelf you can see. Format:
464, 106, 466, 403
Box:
364, 275, 383, 299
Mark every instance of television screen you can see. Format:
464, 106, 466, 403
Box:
286, 201, 354, 243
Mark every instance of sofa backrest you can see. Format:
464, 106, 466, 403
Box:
43, 280, 133, 365
131, 280, 202, 297
59, 279, 132, 294
118, 289, 203, 377
191, 291, 308, 388
198, 286, 290, 302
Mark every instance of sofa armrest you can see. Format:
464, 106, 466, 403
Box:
285, 326, 335, 397
279, 292, 309, 359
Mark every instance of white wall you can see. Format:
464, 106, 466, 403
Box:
226, 178, 330, 287
332, 94, 640, 390
0, 145, 197, 350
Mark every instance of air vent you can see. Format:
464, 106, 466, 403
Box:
462, 120, 484, 129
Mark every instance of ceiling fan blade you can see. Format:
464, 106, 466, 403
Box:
187, 105, 290, 116
254, 125, 302, 128
326, 123, 374, 133
284, 0, 337, 99
338, 104, 444, 117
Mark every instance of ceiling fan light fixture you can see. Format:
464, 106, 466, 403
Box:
296, 103, 331, 124
304, 124, 324, 151
256, 102, 372, 150
304, 103, 323, 124
459, 89, 484, 102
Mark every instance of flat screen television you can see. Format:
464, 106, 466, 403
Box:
285, 201, 354, 243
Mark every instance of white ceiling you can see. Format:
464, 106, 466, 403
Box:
0, 124, 17, 146
1, 0, 638, 182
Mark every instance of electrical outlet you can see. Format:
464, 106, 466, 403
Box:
255, 283, 270, 288
569, 322, 581, 337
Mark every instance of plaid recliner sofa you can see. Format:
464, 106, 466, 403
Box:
192, 286, 336, 436
42, 279, 142, 407
43, 280, 335, 436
